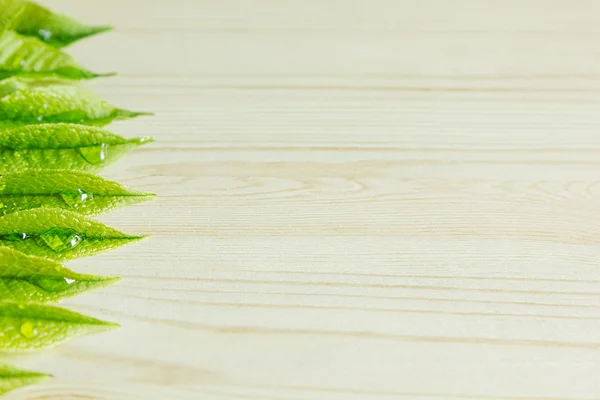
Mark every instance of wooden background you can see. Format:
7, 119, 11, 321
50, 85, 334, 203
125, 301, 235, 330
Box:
6, 0, 600, 399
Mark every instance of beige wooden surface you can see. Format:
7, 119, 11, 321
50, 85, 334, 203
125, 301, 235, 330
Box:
6, 0, 600, 399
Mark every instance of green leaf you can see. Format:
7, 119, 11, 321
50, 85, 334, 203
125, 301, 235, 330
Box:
0, 76, 27, 98
0, 124, 152, 173
0, 30, 109, 80
0, 301, 119, 352
0, 0, 24, 29
0, 170, 155, 216
0, 0, 111, 48
0, 247, 120, 303
0, 77, 66, 98
0, 81, 150, 126
0, 208, 147, 261
0, 77, 63, 98
0, 364, 50, 395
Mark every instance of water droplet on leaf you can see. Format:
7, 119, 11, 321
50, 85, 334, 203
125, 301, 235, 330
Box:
7, 232, 27, 241
20, 322, 37, 339
38, 228, 84, 253
38, 28, 52, 41
61, 189, 92, 208
78, 144, 108, 165
28, 276, 75, 292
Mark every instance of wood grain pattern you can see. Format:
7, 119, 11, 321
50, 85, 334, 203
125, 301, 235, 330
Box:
5, 0, 600, 399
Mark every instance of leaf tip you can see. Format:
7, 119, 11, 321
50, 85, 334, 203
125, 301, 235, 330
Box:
121, 234, 151, 244
57, 26, 114, 47
107, 321, 121, 329
94, 71, 118, 78
134, 191, 158, 200
33, 371, 53, 380
67, 70, 117, 80
106, 275, 123, 284
115, 110, 154, 121
5, 366, 53, 381
89, 25, 114, 36
138, 136, 155, 143
95, 318, 121, 331
90, 274, 122, 286
128, 136, 155, 147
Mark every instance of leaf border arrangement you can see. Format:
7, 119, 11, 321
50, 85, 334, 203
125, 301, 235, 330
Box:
0, 0, 154, 395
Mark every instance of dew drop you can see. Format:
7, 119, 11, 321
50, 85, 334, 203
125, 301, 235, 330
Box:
7, 232, 27, 241
28, 276, 75, 292
38, 228, 84, 253
78, 144, 108, 165
19, 322, 37, 339
60, 189, 92, 208
38, 28, 53, 41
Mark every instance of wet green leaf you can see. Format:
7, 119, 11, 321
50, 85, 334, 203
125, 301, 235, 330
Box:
0, 77, 65, 98
0, 0, 111, 48
0, 301, 118, 352
0, 30, 109, 80
0, 247, 120, 303
0, 76, 27, 98
0, 124, 152, 173
0, 0, 24, 30
0, 81, 149, 126
0, 364, 50, 395
0, 208, 147, 261
0, 170, 155, 215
